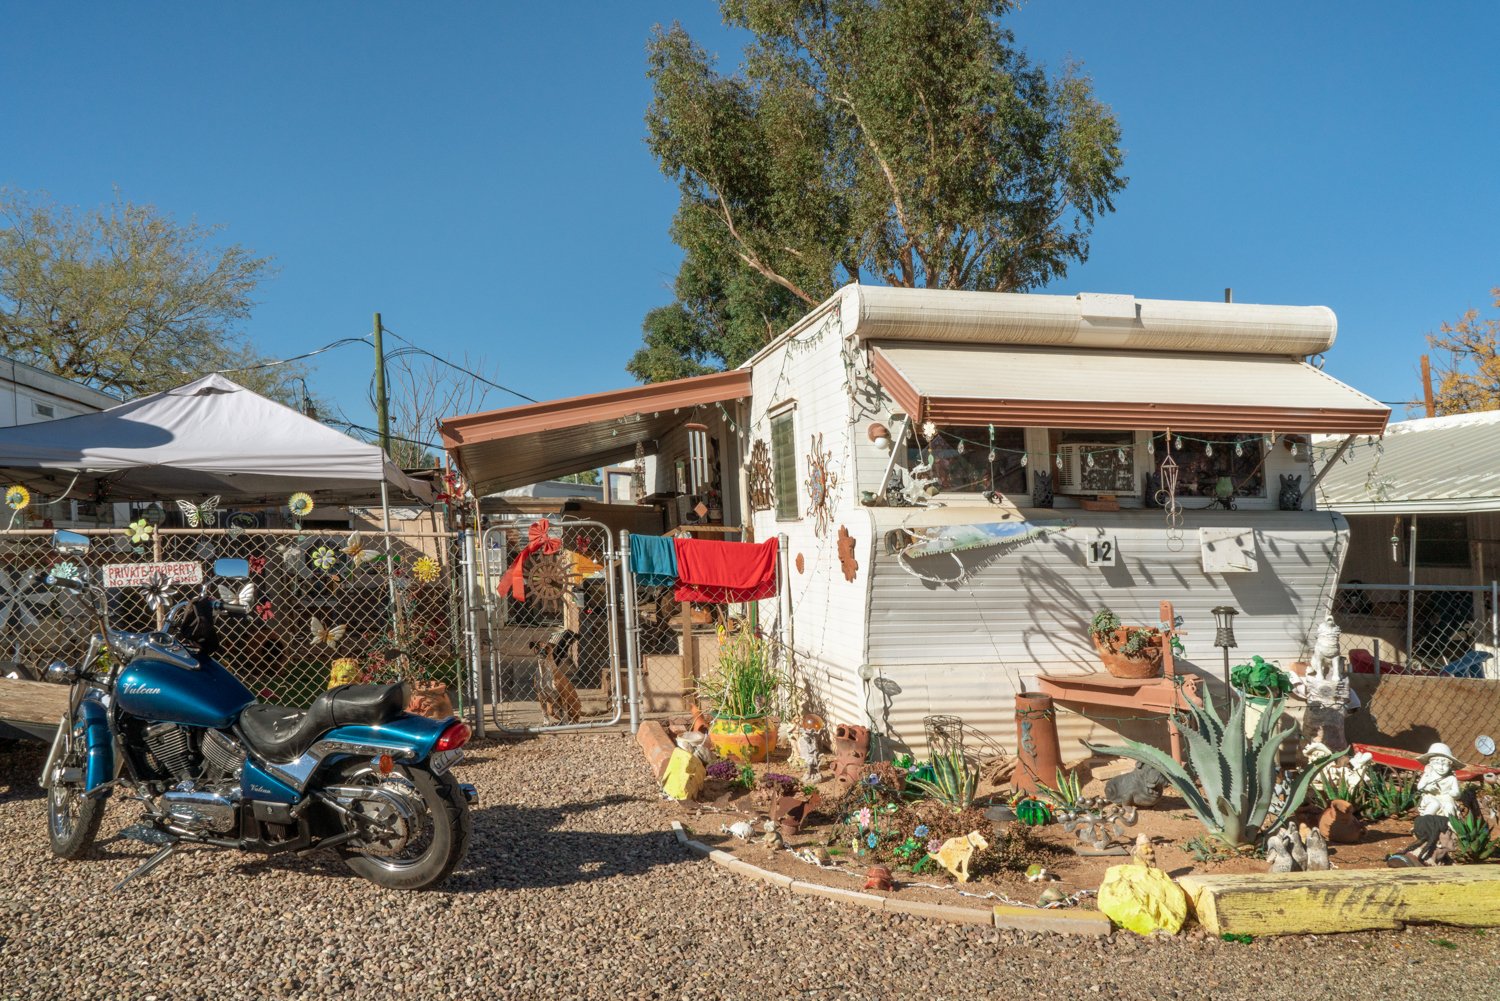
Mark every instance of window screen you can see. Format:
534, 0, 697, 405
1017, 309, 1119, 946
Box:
770, 409, 798, 520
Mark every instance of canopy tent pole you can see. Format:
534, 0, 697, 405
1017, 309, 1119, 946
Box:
380, 480, 400, 642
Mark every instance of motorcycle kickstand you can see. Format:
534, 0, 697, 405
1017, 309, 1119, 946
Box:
113, 840, 180, 891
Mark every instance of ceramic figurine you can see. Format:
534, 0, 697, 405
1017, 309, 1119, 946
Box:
1417, 743, 1462, 817
794, 727, 821, 785
1037, 886, 1068, 907
1266, 832, 1295, 873
1390, 814, 1454, 867
1304, 827, 1331, 871
721, 821, 754, 841
934, 831, 989, 883
1278, 474, 1303, 511
1130, 833, 1155, 869
1105, 761, 1167, 809
862, 865, 894, 891
1297, 617, 1361, 751
760, 820, 785, 851
1287, 824, 1307, 871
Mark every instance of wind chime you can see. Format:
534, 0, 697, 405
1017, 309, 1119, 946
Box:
1155, 430, 1184, 551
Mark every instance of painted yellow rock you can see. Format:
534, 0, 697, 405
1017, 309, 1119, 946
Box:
329, 658, 361, 688
1097, 863, 1189, 936
661, 748, 706, 801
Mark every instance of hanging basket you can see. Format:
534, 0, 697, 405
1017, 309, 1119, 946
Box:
1091, 628, 1164, 680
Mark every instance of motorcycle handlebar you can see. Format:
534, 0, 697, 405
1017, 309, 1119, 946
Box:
40, 572, 87, 593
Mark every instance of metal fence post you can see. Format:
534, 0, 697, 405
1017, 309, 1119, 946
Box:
459, 528, 484, 740
620, 530, 641, 733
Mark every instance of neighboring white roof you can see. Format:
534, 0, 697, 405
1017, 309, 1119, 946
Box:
1316, 409, 1500, 514
0, 374, 431, 503
0, 354, 120, 411
497, 479, 604, 501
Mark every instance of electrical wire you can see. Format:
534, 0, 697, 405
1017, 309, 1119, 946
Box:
212, 335, 371, 374
379, 325, 537, 403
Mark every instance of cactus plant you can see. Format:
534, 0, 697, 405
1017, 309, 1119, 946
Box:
1085, 686, 1344, 848
905, 750, 978, 811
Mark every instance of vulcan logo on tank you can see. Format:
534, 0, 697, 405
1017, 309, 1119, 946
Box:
121, 682, 162, 696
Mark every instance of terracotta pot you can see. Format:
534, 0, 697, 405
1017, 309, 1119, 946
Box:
1014, 692, 1062, 795
1319, 799, 1366, 844
770, 792, 821, 838
1091, 628, 1164, 680
708, 715, 779, 763
406, 680, 454, 719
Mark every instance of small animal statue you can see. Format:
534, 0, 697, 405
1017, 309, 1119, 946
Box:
760, 819, 785, 851
1304, 827, 1331, 871
1286, 824, 1308, 871
1130, 833, 1156, 869
529, 629, 582, 723
1278, 473, 1303, 511
721, 821, 754, 842
1266, 832, 1295, 873
935, 831, 989, 883
862, 864, 894, 891
1105, 761, 1168, 809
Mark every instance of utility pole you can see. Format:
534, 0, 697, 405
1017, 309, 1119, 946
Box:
1420, 354, 1435, 418
373, 312, 391, 455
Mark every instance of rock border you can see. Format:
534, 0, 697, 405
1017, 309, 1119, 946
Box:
670, 821, 1113, 938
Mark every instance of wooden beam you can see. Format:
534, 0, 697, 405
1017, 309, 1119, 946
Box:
1179, 866, 1500, 937
0, 678, 68, 725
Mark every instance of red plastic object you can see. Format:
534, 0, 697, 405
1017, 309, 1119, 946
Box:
434, 721, 472, 753
1352, 742, 1495, 782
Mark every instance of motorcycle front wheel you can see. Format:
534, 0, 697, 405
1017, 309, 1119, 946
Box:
45, 718, 105, 859
335, 763, 471, 890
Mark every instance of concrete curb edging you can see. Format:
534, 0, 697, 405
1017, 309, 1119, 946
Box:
670, 821, 1112, 937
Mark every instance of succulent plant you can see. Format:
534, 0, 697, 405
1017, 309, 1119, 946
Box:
1086, 687, 1344, 848
905, 750, 978, 811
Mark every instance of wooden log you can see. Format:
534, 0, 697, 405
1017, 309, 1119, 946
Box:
0, 677, 69, 725
1178, 866, 1500, 937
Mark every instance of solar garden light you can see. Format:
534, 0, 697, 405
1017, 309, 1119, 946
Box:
1211, 605, 1239, 692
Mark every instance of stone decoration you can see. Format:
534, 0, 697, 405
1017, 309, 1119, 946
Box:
1297, 616, 1360, 751
1104, 761, 1168, 809
831, 723, 871, 786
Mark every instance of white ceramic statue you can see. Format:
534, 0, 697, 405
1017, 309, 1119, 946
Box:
1416, 743, 1462, 818
795, 727, 821, 785
1297, 617, 1361, 751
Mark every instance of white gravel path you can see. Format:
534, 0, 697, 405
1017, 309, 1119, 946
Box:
1, 730, 1497, 1000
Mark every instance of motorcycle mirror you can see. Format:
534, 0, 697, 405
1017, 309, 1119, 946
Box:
51, 529, 90, 555
213, 557, 250, 580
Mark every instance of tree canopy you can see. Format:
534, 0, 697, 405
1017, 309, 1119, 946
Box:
630, 0, 1127, 382
0, 188, 298, 402
1427, 287, 1500, 415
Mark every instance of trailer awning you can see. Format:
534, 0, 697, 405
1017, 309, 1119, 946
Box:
440, 369, 751, 496
871, 342, 1389, 435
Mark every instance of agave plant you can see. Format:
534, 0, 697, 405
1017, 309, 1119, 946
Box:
906, 750, 979, 811
1085, 687, 1344, 847
1450, 812, 1500, 863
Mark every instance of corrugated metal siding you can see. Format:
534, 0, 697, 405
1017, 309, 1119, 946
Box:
1318, 411, 1500, 513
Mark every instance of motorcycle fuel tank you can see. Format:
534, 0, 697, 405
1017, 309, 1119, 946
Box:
115, 657, 254, 727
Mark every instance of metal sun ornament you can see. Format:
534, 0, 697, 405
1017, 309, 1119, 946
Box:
804, 433, 838, 538
747, 438, 775, 512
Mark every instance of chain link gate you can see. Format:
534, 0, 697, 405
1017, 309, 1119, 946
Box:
1333, 581, 1500, 678
478, 518, 626, 732
0, 527, 471, 709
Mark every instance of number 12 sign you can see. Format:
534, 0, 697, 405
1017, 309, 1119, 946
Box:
1087, 537, 1118, 567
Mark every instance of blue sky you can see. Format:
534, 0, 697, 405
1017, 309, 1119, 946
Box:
3, 2, 1497, 438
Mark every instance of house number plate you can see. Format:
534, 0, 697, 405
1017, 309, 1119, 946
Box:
1087, 537, 1118, 567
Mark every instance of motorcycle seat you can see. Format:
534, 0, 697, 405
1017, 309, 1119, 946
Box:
238, 683, 411, 763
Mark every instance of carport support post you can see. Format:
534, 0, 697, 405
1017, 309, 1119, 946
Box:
460, 528, 484, 740
1406, 519, 1417, 666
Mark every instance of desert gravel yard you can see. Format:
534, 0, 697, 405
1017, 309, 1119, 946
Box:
1, 730, 1498, 1001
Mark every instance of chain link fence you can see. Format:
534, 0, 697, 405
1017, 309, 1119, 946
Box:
0, 527, 468, 709
1332, 581, 1500, 678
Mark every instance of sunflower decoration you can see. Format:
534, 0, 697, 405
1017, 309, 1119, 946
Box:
5, 485, 30, 511
310, 545, 339, 572
128, 518, 155, 544
288, 492, 315, 518
410, 555, 441, 585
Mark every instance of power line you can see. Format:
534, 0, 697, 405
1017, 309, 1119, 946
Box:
379, 325, 537, 403
213, 335, 370, 374
327, 418, 443, 452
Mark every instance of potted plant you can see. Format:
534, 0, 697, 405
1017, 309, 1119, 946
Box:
1089, 608, 1164, 679
1230, 655, 1291, 735
697, 629, 782, 763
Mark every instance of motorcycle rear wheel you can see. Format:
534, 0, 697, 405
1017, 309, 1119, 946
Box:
336, 764, 471, 890
46, 725, 105, 860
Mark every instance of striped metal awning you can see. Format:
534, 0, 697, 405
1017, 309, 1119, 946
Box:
871, 342, 1389, 436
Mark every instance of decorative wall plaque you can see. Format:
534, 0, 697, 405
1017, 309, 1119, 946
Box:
804, 433, 838, 538
747, 439, 775, 511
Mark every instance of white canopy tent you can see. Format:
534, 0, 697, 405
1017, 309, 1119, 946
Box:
0, 374, 431, 505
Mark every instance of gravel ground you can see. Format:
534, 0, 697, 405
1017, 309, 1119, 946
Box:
1, 730, 1497, 1001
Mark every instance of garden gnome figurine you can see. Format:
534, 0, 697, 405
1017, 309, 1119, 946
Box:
794, 728, 821, 785
1416, 743, 1462, 817
1297, 616, 1360, 752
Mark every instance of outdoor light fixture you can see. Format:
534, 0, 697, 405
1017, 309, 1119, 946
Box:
1211, 605, 1238, 692
867, 422, 892, 452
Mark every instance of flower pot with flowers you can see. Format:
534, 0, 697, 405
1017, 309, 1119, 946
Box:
698, 629, 783, 763
360, 632, 454, 720
1230, 655, 1292, 736
1089, 608, 1164, 679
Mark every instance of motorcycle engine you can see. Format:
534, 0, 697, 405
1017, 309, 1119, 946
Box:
144, 726, 248, 836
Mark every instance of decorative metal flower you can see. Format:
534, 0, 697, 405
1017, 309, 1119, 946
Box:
926, 837, 944, 853
288, 492, 315, 517
5, 485, 30, 511
866, 832, 878, 849
411, 555, 441, 584
857, 806, 873, 829
921, 420, 937, 440
914, 824, 929, 839
311, 546, 338, 571
50, 561, 80, 580
128, 518, 155, 544
248, 556, 266, 574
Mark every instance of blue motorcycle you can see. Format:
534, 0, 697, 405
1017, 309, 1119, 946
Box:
36, 530, 475, 890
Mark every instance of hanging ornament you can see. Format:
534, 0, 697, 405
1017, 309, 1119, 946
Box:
956, 440, 966, 454
1173, 435, 1182, 451
1019, 453, 1027, 467
1085, 451, 1095, 468
1116, 448, 1125, 462
1055, 452, 1063, 471
1205, 442, 1213, 457
1291, 443, 1300, 458
1146, 435, 1155, 455
1234, 441, 1244, 457
5, 485, 29, 511
921, 420, 937, 440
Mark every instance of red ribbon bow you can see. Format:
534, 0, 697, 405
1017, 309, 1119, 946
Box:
499, 518, 561, 601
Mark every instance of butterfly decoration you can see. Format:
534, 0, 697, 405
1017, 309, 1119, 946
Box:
308, 616, 348, 648
127, 518, 155, 544
341, 532, 381, 567
278, 542, 303, 568
254, 598, 274, 622
175, 496, 221, 529
216, 581, 257, 607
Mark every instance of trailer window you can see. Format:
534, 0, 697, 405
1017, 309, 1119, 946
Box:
770, 408, 798, 520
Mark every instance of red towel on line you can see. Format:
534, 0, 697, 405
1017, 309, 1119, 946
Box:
673, 537, 779, 603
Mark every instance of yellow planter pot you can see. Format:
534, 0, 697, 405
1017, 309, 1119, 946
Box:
708, 715, 779, 763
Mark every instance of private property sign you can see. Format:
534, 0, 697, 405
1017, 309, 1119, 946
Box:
102, 562, 204, 589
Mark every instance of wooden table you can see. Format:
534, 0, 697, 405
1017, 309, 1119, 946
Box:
1035, 600, 1199, 764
